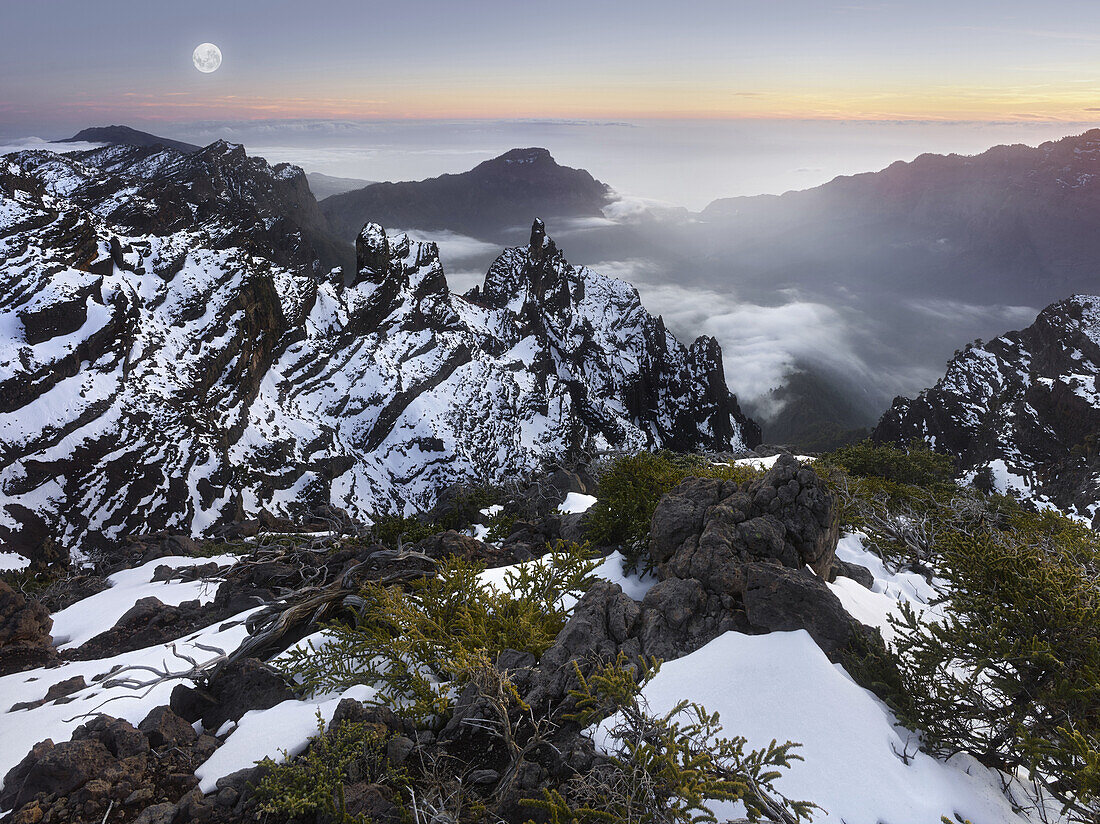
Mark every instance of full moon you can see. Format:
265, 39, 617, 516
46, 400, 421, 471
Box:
192, 43, 222, 73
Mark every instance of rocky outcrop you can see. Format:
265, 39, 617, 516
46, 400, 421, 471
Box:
641, 455, 858, 659
650, 455, 840, 589
0, 582, 55, 675
873, 295, 1100, 524
1, 141, 756, 557
0, 709, 218, 823
522, 457, 859, 726
524, 580, 643, 716
170, 658, 295, 732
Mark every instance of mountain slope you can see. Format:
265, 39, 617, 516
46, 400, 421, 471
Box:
56, 125, 202, 154
0, 145, 756, 558
321, 147, 612, 240
699, 130, 1100, 308
873, 295, 1100, 524
306, 171, 375, 200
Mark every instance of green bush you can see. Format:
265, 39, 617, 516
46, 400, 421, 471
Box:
276, 542, 599, 724
369, 513, 445, 548
369, 484, 503, 548
525, 654, 816, 823
255, 715, 403, 823
821, 439, 956, 491
891, 511, 1100, 821
585, 452, 763, 570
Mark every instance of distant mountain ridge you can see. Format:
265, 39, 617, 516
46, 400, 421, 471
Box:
306, 171, 375, 200
321, 147, 613, 240
698, 129, 1100, 308
57, 125, 201, 154
873, 295, 1100, 524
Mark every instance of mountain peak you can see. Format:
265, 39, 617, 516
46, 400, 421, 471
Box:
873, 293, 1100, 523
491, 147, 555, 165
320, 149, 611, 239
57, 124, 201, 154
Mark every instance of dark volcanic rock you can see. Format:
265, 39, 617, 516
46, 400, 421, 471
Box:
67, 592, 234, 662
192, 658, 294, 731
650, 455, 840, 592
0, 709, 218, 824
829, 558, 876, 589
0, 581, 55, 675
636, 577, 752, 661
640, 456, 860, 660
525, 580, 642, 715
741, 563, 856, 656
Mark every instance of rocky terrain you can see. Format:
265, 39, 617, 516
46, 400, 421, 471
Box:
0, 454, 1034, 824
0, 141, 756, 562
874, 294, 1100, 524
320, 148, 613, 241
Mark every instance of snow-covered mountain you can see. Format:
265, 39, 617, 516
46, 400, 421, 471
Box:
874, 295, 1100, 524
0, 142, 757, 558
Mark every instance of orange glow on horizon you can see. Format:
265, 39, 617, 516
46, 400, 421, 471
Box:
13, 79, 1100, 124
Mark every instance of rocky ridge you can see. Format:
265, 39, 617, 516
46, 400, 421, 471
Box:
0, 142, 757, 559
873, 294, 1100, 524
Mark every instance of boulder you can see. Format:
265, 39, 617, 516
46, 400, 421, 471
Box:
636, 577, 752, 661
649, 456, 840, 591
742, 563, 857, 658
0, 739, 116, 810
524, 580, 642, 714
198, 658, 295, 731
643, 456, 857, 659
138, 706, 198, 749
829, 558, 876, 590
0, 581, 55, 675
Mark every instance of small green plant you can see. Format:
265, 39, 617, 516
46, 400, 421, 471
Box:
891, 511, 1100, 822
585, 452, 763, 571
483, 508, 518, 543
276, 542, 599, 723
820, 439, 956, 491
255, 714, 403, 823
525, 654, 816, 823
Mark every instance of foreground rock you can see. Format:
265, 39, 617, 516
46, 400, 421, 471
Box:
0, 708, 218, 823
0, 582, 56, 676
642, 454, 860, 658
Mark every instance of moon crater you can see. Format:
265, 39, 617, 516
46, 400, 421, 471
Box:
192, 43, 222, 73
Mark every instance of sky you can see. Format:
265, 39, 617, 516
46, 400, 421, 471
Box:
5, 0, 1100, 130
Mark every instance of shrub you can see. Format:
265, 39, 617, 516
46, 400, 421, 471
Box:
276, 542, 599, 724
585, 452, 763, 570
821, 439, 956, 491
255, 715, 403, 823
525, 654, 816, 823
891, 511, 1100, 821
